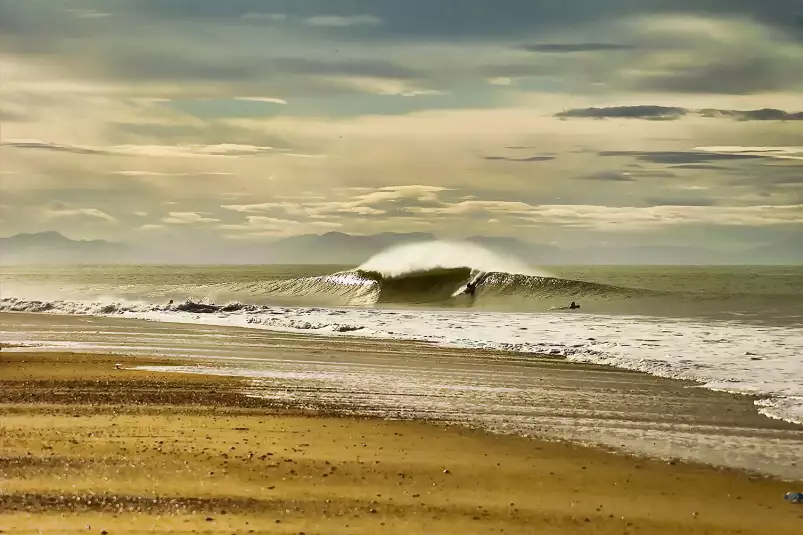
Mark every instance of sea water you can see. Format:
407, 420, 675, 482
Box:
1, 243, 802, 425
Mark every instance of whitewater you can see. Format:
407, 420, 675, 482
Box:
1, 241, 802, 425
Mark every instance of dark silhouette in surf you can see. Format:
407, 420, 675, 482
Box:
550, 301, 580, 311
462, 277, 484, 306
465, 281, 478, 306
464, 281, 477, 296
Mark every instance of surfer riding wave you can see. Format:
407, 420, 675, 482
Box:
458, 271, 490, 304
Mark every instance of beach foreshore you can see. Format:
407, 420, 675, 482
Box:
1, 350, 801, 534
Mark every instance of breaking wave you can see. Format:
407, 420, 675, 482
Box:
248, 241, 642, 308
3, 264, 798, 323
1, 241, 800, 322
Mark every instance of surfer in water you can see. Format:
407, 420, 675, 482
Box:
462, 274, 486, 305
550, 301, 580, 311
454, 272, 487, 306
464, 281, 477, 297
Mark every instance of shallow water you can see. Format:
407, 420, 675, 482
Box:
1, 263, 802, 425
3, 312, 802, 481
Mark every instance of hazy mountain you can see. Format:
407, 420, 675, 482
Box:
537, 243, 803, 265
0, 232, 132, 264
1, 231, 799, 265
739, 241, 803, 265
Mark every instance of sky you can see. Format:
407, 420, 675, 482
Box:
1, 0, 802, 256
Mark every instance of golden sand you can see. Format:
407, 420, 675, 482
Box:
1, 351, 801, 534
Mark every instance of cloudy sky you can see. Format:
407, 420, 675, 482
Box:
1, 0, 802, 255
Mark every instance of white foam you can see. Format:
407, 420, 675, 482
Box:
2, 297, 801, 424
318, 272, 376, 287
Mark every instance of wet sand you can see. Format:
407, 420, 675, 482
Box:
1, 351, 801, 534
3, 311, 803, 480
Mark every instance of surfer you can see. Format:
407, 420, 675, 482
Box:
464, 281, 477, 296
453, 271, 487, 305
550, 301, 580, 311
463, 281, 478, 306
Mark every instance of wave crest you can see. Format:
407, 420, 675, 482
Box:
358, 240, 544, 278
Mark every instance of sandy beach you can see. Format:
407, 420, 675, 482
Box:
1, 350, 801, 534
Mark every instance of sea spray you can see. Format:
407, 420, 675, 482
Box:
358, 240, 546, 279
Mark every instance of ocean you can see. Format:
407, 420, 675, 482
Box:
2, 241, 802, 426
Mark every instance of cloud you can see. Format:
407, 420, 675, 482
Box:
66, 9, 111, 20
234, 97, 288, 105
666, 164, 730, 171
2, 3, 802, 249
522, 43, 635, 53
222, 202, 321, 216
222, 185, 449, 219
599, 150, 766, 164
644, 197, 718, 207
557, 106, 689, 120
410, 202, 803, 230
15, 40, 419, 90
2, 139, 282, 158
303, 15, 382, 27
3, 2, 802, 100
220, 216, 342, 239
694, 146, 803, 162
628, 170, 677, 178
558, 106, 803, 121
629, 57, 803, 95
116, 1, 803, 42
616, 16, 803, 95
1, 140, 107, 155
113, 144, 282, 158
43, 205, 116, 223
282, 153, 328, 159
698, 108, 803, 121
263, 58, 420, 80
162, 212, 220, 224
241, 13, 287, 21
137, 224, 167, 231
575, 171, 636, 182
331, 77, 446, 97
483, 155, 555, 163
769, 175, 803, 185
488, 77, 513, 86
409, 200, 533, 217
0, 104, 31, 123
112, 171, 234, 177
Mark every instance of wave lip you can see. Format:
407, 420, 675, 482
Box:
358, 240, 544, 278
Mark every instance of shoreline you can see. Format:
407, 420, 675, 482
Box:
3, 293, 802, 430
3, 311, 803, 481
2, 350, 802, 534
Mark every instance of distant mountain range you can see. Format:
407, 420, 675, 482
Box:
0, 232, 132, 265
1, 231, 800, 265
